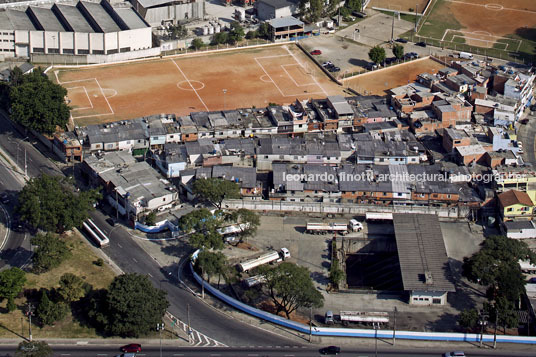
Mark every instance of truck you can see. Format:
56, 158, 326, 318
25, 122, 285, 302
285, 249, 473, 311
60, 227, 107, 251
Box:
306, 220, 363, 235
237, 248, 290, 272
242, 274, 267, 288
365, 212, 393, 221
325, 311, 389, 326
459, 52, 473, 60
217, 223, 249, 236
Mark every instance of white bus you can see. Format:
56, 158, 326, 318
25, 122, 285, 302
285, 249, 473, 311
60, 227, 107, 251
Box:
83, 219, 110, 247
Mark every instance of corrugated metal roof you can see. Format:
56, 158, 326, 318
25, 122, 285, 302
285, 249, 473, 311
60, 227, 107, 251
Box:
393, 213, 455, 292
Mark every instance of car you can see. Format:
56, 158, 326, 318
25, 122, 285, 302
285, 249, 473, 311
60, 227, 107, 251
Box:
518, 141, 523, 148
322, 61, 333, 67
416, 41, 427, 47
0, 192, 9, 204
328, 67, 341, 73
120, 344, 142, 353
310, 49, 322, 55
396, 38, 408, 43
443, 352, 465, 357
106, 217, 117, 226
366, 62, 379, 70
384, 57, 397, 65
319, 346, 341, 355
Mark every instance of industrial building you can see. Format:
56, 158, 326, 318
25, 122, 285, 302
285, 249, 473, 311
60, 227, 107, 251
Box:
393, 214, 456, 305
0, 0, 152, 58
129, 0, 204, 26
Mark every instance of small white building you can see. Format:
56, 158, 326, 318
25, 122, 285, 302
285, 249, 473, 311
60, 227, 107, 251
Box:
504, 220, 536, 239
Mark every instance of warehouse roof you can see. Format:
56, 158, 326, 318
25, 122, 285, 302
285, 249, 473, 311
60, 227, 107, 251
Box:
114, 8, 148, 30
393, 214, 455, 293
27, 6, 66, 32
0, 9, 36, 30
78, 1, 121, 32
135, 0, 178, 8
53, 4, 95, 33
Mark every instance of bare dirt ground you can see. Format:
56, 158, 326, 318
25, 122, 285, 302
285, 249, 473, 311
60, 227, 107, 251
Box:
53, 45, 345, 126
342, 57, 445, 95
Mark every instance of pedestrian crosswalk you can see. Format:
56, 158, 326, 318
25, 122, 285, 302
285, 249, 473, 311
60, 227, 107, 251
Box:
165, 311, 227, 347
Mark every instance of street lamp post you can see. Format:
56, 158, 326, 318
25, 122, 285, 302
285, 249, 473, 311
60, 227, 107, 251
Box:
156, 322, 164, 357
374, 322, 378, 357
479, 310, 488, 348
222, 89, 227, 110
26, 303, 34, 342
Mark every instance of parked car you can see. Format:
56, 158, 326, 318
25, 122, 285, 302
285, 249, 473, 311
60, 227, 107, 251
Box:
310, 49, 322, 55
320, 346, 341, 355
396, 38, 408, 43
0, 192, 9, 204
366, 62, 379, 70
384, 56, 397, 65
416, 41, 427, 47
106, 217, 116, 226
443, 352, 465, 357
328, 66, 341, 72
120, 344, 142, 353
322, 61, 333, 67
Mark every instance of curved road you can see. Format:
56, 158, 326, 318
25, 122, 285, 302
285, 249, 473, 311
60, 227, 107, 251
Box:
0, 113, 296, 347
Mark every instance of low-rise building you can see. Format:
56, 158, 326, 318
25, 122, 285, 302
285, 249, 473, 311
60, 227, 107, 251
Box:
266, 16, 304, 41
498, 189, 534, 222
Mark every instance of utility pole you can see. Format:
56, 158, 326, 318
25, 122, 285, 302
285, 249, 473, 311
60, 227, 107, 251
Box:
156, 322, 164, 357
24, 147, 27, 177
493, 308, 498, 349
393, 307, 397, 345
309, 306, 312, 342
479, 310, 488, 348
374, 322, 378, 357
222, 89, 227, 110
338, 6, 341, 28
414, 4, 418, 32
391, 12, 395, 43
186, 304, 192, 343
26, 303, 34, 342
115, 189, 119, 221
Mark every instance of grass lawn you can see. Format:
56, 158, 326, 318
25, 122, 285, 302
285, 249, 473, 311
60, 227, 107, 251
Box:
0, 231, 117, 338
417, 0, 461, 40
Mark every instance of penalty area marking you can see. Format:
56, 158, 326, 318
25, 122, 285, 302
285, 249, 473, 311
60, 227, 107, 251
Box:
260, 74, 273, 83
66, 86, 93, 111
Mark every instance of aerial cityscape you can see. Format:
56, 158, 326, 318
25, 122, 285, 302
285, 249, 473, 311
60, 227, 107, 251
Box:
0, 0, 535, 356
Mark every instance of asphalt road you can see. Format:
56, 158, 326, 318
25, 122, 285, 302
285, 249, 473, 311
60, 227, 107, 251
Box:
1, 345, 535, 357
0, 112, 296, 347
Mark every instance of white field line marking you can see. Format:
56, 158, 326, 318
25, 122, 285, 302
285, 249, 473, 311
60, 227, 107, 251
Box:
283, 46, 328, 96
445, 0, 536, 14
255, 54, 294, 59
66, 86, 94, 111
254, 57, 286, 97
281, 64, 315, 87
94, 78, 114, 115
170, 59, 209, 112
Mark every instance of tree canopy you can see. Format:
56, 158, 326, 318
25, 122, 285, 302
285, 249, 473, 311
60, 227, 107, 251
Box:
191, 38, 204, 50
17, 174, 100, 233
225, 208, 260, 241
89, 273, 169, 337
15, 341, 53, 357
31, 233, 71, 273
193, 178, 240, 209
369, 46, 386, 64
345, 0, 362, 11
229, 22, 245, 43
57, 273, 91, 302
392, 44, 404, 60
195, 250, 227, 283
259, 262, 324, 318
9, 68, 70, 135
0, 267, 26, 311
36, 290, 69, 326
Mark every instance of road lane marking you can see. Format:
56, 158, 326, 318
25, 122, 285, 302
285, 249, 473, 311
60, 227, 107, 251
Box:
132, 257, 138, 263
117, 243, 122, 248
148, 272, 153, 277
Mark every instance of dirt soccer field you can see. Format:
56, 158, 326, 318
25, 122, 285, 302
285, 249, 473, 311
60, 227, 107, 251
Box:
418, 0, 536, 51
342, 57, 445, 95
53, 45, 344, 126
368, 0, 430, 13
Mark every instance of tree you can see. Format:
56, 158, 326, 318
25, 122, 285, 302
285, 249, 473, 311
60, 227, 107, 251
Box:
168, 24, 187, 40
31, 233, 71, 273
57, 273, 91, 302
17, 174, 100, 233
189, 230, 224, 250
9, 68, 70, 135
225, 209, 260, 242
259, 262, 324, 318
10, 66, 24, 87
191, 38, 204, 50
36, 290, 69, 326
309, 0, 323, 21
193, 178, 240, 209
0, 267, 26, 311
392, 44, 404, 60
179, 208, 222, 233
92, 273, 169, 337
245, 30, 257, 40
368, 46, 386, 64
257, 23, 271, 39
229, 22, 245, 43
15, 341, 53, 357
457, 308, 479, 331
145, 211, 157, 226
328, 259, 345, 290
211, 32, 229, 45
345, 0, 362, 11
195, 250, 227, 285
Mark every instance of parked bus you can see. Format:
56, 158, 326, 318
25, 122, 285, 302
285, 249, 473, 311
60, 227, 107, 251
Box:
83, 218, 110, 247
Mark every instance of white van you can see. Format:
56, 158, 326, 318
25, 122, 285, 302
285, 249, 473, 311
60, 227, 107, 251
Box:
459, 52, 473, 59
